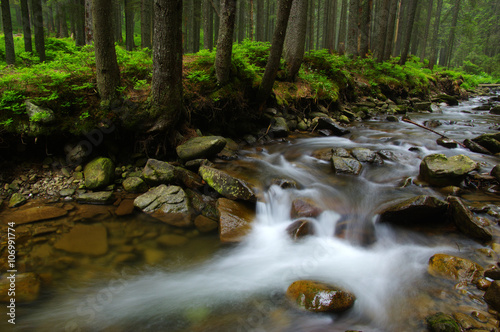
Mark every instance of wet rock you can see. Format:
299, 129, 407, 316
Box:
176, 136, 227, 162
428, 253, 483, 284
199, 166, 256, 202
286, 219, 315, 240
386, 115, 399, 122
174, 166, 204, 190
268, 117, 289, 138
472, 133, 500, 154
122, 176, 148, 193
464, 139, 492, 155
6, 206, 68, 225
157, 234, 188, 247
54, 224, 108, 256
217, 198, 255, 243
331, 156, 362, 175
490, 105, 500, 115
426, 312, 461, 332
484, 268, 500, 280
0, 272, 41, 303
378, 195, 448, 226
419, 154, 478, 186
194, 215, 218, 233
490, 165, 500, 182
453, 312, 485, 330
83, 157, 115, 190
414, 102, 432, 112
270, 178, 298, 189
332, 147, 351, 158
484, 280, 500, 311
286, 280, 356, 313
290, 198, 323, 219
476, 278, 491, 291
77, 191, 114, 204
316, 117, 350, 136
435, 94, 459, 106
26, 100, 55, 124
8, 193, 27, 208
448, 196, 492, 242
115, 199, 135, 216
59, 188, 75, 197
351, 147, 383, 164
142, 159, 176, 185
437, 137, 458, 149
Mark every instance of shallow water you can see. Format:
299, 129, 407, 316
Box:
5, 96, 500, 332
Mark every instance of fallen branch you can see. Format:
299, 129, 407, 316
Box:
402, 117, 466, 148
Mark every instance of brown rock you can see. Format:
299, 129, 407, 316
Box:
194, 215, 218, 233
485, 268, 500, 280
378, 195, 448, 226
428, 253, 483, 284
54, 224, 108, 256
0, 273, 41, 303
286, 219, 315, 240
484, 280, 500, 311
217, 198, 255, 243
157, 234, 188, 247
290, 198, 323, 219
116, 199, 135, 216
5, 206, 68, 225
448, 196, 492, 242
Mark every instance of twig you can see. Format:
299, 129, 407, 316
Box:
402, 117, 466, 148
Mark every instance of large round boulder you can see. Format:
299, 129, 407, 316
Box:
176, 136, 227, 162
419, 154, 478, 186
286, 280, 356, 313
84, 157, 115, 190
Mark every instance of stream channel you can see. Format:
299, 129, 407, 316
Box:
5, 96, 500, 331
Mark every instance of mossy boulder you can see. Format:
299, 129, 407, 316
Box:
428, 253, 483, 284
331, 156, 362, 175
268, 117, 289, 138
8, 193, 27, 208
472, 133, 500, 154
199, 166, 256, 202
141, 159, 176, 185
84, 157, 115, 190
176, 136, 227, 162
419, 154, 478, 186
286, 280, 356, 313
426, 312, 461, 332
122, 177, 148, 193
491, 164, 500, 182
448, 196, 492, 242
378, 195, 448, 226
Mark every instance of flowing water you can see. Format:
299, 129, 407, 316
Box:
5, 96, 500, 332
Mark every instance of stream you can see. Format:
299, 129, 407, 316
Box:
4, 96, 500, 331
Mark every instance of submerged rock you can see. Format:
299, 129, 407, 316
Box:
286, 219, 315, 240
331, 156, 362, 175
426, 312, 461, 332
290, 198, 323, 219
217, 198, 255, 243
378, 195, 448, 226
176, 136, 227, 162
419, 154, 478, 186
194, 215, 218, 233
484, 280, 500, 311
142, 159, 176, 185
77, 191, 114, 204
286, 280, 356, 313
7, 206, 68, 225
448, 196, 492, 242
428, 253, 483, 284
54, 224, 108, 256
199, 166, 256, 202
84, 157, 115, 190
0, 272, 41, 303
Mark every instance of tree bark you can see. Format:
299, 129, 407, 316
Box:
398, 0, 417, 64
74, 0, 85, 46
307, 0, 314, 50
112, 0, 122, 43
215, 0, 236, 84
213, 0, 220, 42
237, 0, 245, 42
59, 2, 69, 38
257, 0, 293, 104
192, 0, 201, 52
382, 0, 397, 60
20, 0, 32, 53
141, 0, 153, 48
359, 0, 372, 57
373, 0, 389, 61
346, 0, 359, 56
84, 0, 93, 44
1, 0, 15, 65
203, 0, 213, 50
32, 0, 45, 61
255, 0, 264, 41
93, 0, 121, 101
444, 0, 460, 67
428, 0, 442, 69
337, 0, 348, 53
284, 0, 308, 81
419, 0, 432, 59
393, 0, 406, 56
151, 0, 184, 131
125, 0, 135, 51
409, 0, 421, 55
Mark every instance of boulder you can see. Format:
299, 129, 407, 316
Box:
428, 253, 483, 284
491, 165, 500, 182
6, 206, 68, 225
54, 224, 108, 256
426, 312, 461, 332
270, 178, 298, 189
0, 272, 41, 303
8, 193, 27, 208
331, 156, 362, 175
26, 100, 55, 124
419, 154, 478, 186
464, 139, 492, 155
490, 105, 500, 115
174, 166, 204, 189
142, 159, 176, 185
176, 136, 227, 162
378, 195, 448, 226
316, 117, 350, 136
199, 166, 256, 202
77, 191, 114, 204
290, 198, 323, 219
84, 157, 114, 190
268, 117, 289, 138
351, 147, 383, 164
122, 177, 148, 193
447, 196, 492, 242
484, 268, 500, 280
286, 280, 356, 313
484, 281, 500, 312
286, 219, 315, 240
472, 133, 500, 154
194, 215, 218, 233
217, 198, 255, 243
413, 102, 432, 112
436, 138, 458, 149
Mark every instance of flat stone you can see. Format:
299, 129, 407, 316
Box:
59, 188, 76, 197
378, 195, 448, 226
141, 159, 176, 185
6, 206, 68, 225
428, 253, 483, 284
448, 196, 492, 242
419, 154, 478, 186
316, 117, 350, 136
77, 191, 114, 204
54, 224, 108, 256
217, 198, 255, 243
8, 193, 27, 208
176, 136, 227, 162
199, 166, 256, 202
331, 156, 362, 175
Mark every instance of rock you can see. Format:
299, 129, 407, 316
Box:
286, 219, 315, 240
6, 206, 68, 225
484, 280, 500, 311
316, 117, 350, 136
464, 139, 492, 155
26, 100, 55, 124
8, 193, 27, 208
54, 224, 108, 256
484, 268, 500, 280
351, 147, 383, 164
176, 136, 227, 162
194, 215, 218, 233
453, 312, 487, 330
428, 253, 483, 284
419, 154, 478, 186
268, 117, 289, 138
286, 280, 356, 313
472, 133, 500, 154
199, 166, 256, 202
437, 137, 458, 149
378, 195, 448, 226
386, 115, 399, 122
290, 198, 323, 219
217, 198, 255, 243
115, 199, 135, 216
332, 147, 351, 158
426, 312, 461, 332
174, 166, 204, 189
142, 159, 176, 185
435, 94, 459, 106
490, 105, 500, 115
59, 188, 75, 197
83, 157, 114, 190
414, 102, 432, 112
122, 177, 148, 193
0, 272, 41, 303
270, 178, 298, 189
473, 104, 491, 111
448, 196, 492, 242
331, 156, 362, 175
157, 234, 188, 247
491, 165, 500, 182
77, 191, 114, 204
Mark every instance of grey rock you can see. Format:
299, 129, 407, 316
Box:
77, 191, 114, 204
331, 156, 362, 175
142, 158, 176, 185
176, 136, 227, 162
448, 196, 492, 242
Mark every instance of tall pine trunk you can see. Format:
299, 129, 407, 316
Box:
346, 0, 359, 56
192, 0, 201, 52
398, 0, 417, 64
256, 0, 264, 41
112, 0, 122, 44
383, 0, 397, 60
337, 0, 348, 54
237, 0, 245, 42
203, 0, 213, 50
359, 0, 372, 57
74, 0, 85, 46
1, 0, 15, 65
125, 0, 135, 51
84, 0, 93, 44
428, 0, 442, 69
141, 0, 153, 48
32, 0, 45, 61
444, 0, 460, 67
20, 0, 32, 53
215, 0, 236, 85
419, 0, 433, 60
284, 0, 308, 81
373, 0, 389, 61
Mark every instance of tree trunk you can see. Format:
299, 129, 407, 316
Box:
59, 2, 69, 38
112, 0, 122, 43
284, 0, 308, 81
84, 0, 93, 44
151, 0, 184, 131
213, 0, 219, 42
373, 0, 389, 61
47, 4, 54, 33
359, 0, 372, 57
419, 0, 432, 60
444, 0, 460, 67
141, 0, 153, 48
409, 0, 421, 56
192, 0, 201, 52
32, 0, 45, 61
74, 0, 85, 46
257, 0, 293, 104
1, 0, 15, 65
55, 3, 61, 37
255, 0, 264, 41
93, 0, 121, 101
346, 0, 359, 56
20, 0, 32, 53
215, 0, 236, 85
398, 0, 417, 64
337, 0, 348, 54
382, 0, 398, 60
237, 0, 245, 42
203, 0, 213, 50
393, 0, 406, 56
307, 0, 314, 50
428, 0, 442, 69
125, 0, 135, 51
